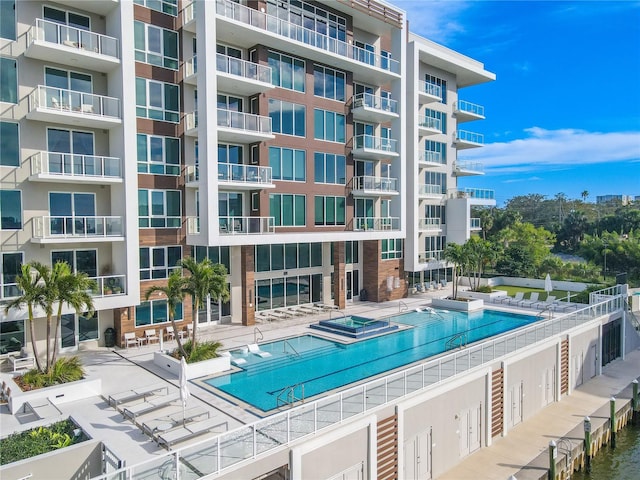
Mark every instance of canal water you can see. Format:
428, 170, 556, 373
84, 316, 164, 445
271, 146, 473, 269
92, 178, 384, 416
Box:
573, 423, 640, 480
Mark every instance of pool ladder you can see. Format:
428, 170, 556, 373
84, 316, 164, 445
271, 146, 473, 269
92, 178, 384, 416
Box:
276, 383, 305, 408
399, 301, 408, 313
446, 332, 467, 350
282, 339, 300, 357
254, 326, 264, 344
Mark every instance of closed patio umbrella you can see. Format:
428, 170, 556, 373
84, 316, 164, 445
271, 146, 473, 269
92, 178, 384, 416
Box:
544, 273, 553, 294
179, 356, 190, 426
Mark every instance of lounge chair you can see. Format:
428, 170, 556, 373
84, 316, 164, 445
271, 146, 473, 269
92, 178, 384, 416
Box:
287, 307, 306, 317
142, 406, 209, 436
220, 351, 247, 366
415, 283, 424, 293
275, 309, 295, 318
519, 292, 540, 308
108, 384, 169, 408
269, 310, 290, 320
156, 418, 229, 449
537, 295, 558, 309
247, 343, 272, 358
122, 392, 181, 421
505, 292, 525, 305
315, 303, 338, 311
298, 305, 322, 314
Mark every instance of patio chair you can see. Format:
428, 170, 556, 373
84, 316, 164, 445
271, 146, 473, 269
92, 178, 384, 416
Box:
123, 332, 138, 348
165, 325, 185, 341
108, 383, 169, 408
286, 307, 306, 317
144, 329, 159, 344
142, 406, 209, 436
156, 418, 229, 449
269, 310, 289, 320
519, 292, 540, 308
505, 292, 525, 305
122, 392, 181, 422
537, 295, 558, 309
247, 343, 272, 358
274, 309, 294, 318
299, 305, 322, 314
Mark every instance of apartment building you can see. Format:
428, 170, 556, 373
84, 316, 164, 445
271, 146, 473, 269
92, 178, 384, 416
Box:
0, 0, 491, 352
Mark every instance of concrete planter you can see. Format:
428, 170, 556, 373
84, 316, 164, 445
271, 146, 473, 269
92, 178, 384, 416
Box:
464, 290, 508, 302
431, 297, 484, 312
8, 378, 102, 414
153, 351, 230, 380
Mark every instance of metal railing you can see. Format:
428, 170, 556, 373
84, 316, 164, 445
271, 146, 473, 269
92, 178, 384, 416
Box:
352, 134, 397, 153
352, 93, 397, 114
419, 184, 444, 196
30, 152, 121, 179
454, 130, 484, 145
218, 164, 273, 185
183, 1, 196, 25
27, 18, 119, 59
463, 188, 495, 200
455, 100, 485, 117
418, 218, 441, 230
184, 55, 197, 77
215, 0, 399, 74
350, 176, 398, 193
185, 111, 198, 131
93, 287, 625, 480
216, 53, 272, 84
454, 161, 484, 173
352, 217, 399, 231
418, 115, 442, 132
185, 165, 198, 183
92, 275, 126, 297
418, 251, 444, 263
418, 151, 445, 165
219, 216, 275, 235
31, 85, 121, 119
32, 216, 123, 239
419, 80, 442, 99
186, 217, 200, 235
217, 109, 272, 135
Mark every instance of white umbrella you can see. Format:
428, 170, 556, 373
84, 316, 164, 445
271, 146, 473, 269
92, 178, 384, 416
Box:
544, 273, 553, 294
179, 356, 190, 425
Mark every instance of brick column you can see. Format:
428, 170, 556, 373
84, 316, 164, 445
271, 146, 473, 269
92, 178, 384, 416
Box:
241, 245, 255, 326
362, 240, 407, 302
333, 241, 346, 309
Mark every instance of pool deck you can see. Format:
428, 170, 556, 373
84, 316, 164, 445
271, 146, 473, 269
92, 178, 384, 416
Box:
1, 289, 638, 476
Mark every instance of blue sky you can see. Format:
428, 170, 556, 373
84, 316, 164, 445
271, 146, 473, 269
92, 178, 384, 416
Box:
399, 0, 640, 205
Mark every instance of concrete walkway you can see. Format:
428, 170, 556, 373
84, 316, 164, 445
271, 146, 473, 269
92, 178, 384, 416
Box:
438, 348, 640, 480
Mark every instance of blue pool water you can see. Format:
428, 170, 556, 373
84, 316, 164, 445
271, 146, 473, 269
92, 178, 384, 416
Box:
205, 309, 538, 412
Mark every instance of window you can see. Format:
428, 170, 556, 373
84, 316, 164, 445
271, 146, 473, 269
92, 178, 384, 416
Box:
0, 57, 17, 104
314, 196, 345, 226
382, 239, 403, 260
0, 320, 25, 354
0, 190, 22, 229
0, 0, 15, 40
43, 6, 90, 29
424, 140, 446, 164
135, 78, 179, 122
138, 189, 181, 228
135, 299, 183, 326
313, 65, 345, 101
255, 243, 322, 272
51, 249, 97, 277
0, 121, 18, 166
345, 241, 359, 264
424, 108, 447, 134
134, 21, 178, 70
218, 192, 243, 217
314, 109, 345, 142
314, 152, 345, 184
269, 147, 306, 181
217, 144, 243, 164
134, 0, 178, 17
268, 51, 305, 92
424, 172, 447, 194
426, 74, 447, 104
425, 204, 446, 225
45, 67, 91, 93
137, 134, 180, 175
354, 40, 375, 66
269, 194, 305, 226
424, 236, 446, 259
1, 251, 22, 300
268, 99, 305, 137
265, 0, 347, 45
78, 311, 98, 342
140, 246, 181, 280
192, 246, 231, 273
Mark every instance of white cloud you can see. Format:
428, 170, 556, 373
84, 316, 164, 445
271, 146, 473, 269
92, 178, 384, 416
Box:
460, 128, 640, 175
398, 1, 471, 45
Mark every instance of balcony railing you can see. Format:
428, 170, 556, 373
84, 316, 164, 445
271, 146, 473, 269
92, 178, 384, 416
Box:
418, 250, 443, 263
419, 218, 441, 230
217, 109, 272, 135
30, 151, 121, 179
419, 80, 442, 99
92, 275, 126, 297
353, 135, 397, 153
350, 176, 398, 193
455, 100, 484, 117
218, 164, 272, 184
27, 19, 119, 59
418, 115, 442, 132
183, 1, 196, 25
219, 216, 275, 234
32, 216, 124, 239
470, 218, 481, 230
419, 184, 444, 196
463, 188, 495, 200
455, 130, 484, 145
184, 55, 197, 77
216, 53, 272, 84
216, 0, 399, 74
454, 161, 484, 173
185, 111, 198, 131
185, 165, 198, 184
31, 85, 121, 119
353, 217, 399, 231
186, 217, 200, 235
352, 93, 397, 114
418, 151, 445, 165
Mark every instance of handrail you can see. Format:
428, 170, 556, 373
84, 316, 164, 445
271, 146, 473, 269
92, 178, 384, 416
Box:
445, 332, 467, 350
253, 326, 263, 344
282, 339, 300, 357
329, 309, 347, 322
276, 383, 305, 408
556, 438, 574, 479
399, 301, 408, 313
538, 305, 554, 321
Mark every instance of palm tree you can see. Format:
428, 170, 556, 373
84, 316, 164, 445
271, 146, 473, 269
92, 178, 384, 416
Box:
581, 190, 589, 203
443, 243, 467, 298
4, 264, 46, 372
181, 257, 229, 348
145, 269, 188, 358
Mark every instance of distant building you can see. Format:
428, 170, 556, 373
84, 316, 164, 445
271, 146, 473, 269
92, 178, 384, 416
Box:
596, 195, 634, 205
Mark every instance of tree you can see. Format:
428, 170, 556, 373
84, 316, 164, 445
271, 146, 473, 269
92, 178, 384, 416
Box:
463, 237, 495, 290
145, 270, 188, 359
496, 222, 555, 274
181, 258, 229, 348
4, 264, 46, 372
477, 208, 494, 241
443, 243, 467, 298
581, 190, 589, 202
496, 245, 536, 277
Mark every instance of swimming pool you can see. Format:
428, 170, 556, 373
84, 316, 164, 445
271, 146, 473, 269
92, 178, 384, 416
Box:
204, 309, 539, 412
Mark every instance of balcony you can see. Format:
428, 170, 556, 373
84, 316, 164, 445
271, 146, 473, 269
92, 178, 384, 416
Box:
352, 217, 400, 231
470, 218, 482, 231
418, 115, 443, 136
218, 164, 274, 190
418, 218, 442, 232
184, 56, 197, 85
351, 93, 398, 123
186, 217, 200, 235
418, 151, 446, 168
185, 111, 198, 137
25, 19, 120, 73
31, 216, 125, 244
418, 184, 444, 199
29, 152, 122, 185
449, 188, 496, 206
216, 54, 274, 96
185, 166, 198, 187
28, 86, 121, 129
215, 0, 400, 83
352, 135, 398, 160
454, 100, 485, 123
217, 109, 274, 143
418, 80, 442, 104
92, 275, 126, 297
418, 250, 444, 264
182, 1, 196, 32
219, 216, 275, 235
453, 161, 484, 177
350, 176, 399, 197
453, 130, 484, 149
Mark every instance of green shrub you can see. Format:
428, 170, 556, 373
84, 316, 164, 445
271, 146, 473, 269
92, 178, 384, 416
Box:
473, 285, 493, 293
171, 340, 222, 363
0, 420, 85, 465
19, 357, 84, 390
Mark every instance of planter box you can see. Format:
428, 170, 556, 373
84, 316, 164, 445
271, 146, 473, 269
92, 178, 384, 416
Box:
464, 290, 508, 302
9, 377, 102, 414
431, 297, 484, 312
153, 351, 230, 380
